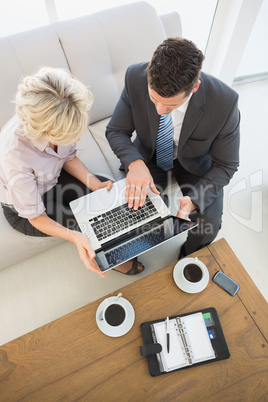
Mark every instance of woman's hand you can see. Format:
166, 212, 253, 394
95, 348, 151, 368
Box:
92, 179, 113, 192
70, 231, 107, 277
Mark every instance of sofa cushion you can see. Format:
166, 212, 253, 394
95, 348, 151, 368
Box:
89, 118, 125, 181
0, 210, 64, 271
0, 38, 21, 129
0, 27, 69, 130
54, 16, 119, 126
92, 2, 167, 94
54, 2, 167, 124
160, 11, 182, 38
76, 126, 114, 180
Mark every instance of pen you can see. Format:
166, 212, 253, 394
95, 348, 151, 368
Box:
166, 317, 170, 353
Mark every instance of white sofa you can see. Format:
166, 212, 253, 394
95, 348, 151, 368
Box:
0, 1, 182, 271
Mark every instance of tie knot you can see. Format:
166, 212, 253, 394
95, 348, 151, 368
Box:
161, 113, 170, 120
159, 113, 172, 127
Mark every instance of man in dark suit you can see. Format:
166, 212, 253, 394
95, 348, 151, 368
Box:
106, 37, 240, 257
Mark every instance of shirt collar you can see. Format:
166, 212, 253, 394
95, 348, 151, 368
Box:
18, 129, 49, 153
32, 138, 50, 152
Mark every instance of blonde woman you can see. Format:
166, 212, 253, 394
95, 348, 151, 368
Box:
0, 67, 144, 277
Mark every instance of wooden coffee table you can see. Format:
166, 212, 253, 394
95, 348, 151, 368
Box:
0, 238, 267, 401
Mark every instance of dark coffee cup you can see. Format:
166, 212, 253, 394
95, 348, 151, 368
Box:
103, 303, 126, 326
183, 263, 203, 283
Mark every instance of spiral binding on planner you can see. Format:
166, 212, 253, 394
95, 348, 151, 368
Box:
176, 317, 192, 365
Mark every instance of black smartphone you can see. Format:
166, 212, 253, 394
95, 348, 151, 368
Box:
212, 271, 240, 296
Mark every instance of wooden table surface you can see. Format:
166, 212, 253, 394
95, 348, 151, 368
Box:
0, 238, 267, 401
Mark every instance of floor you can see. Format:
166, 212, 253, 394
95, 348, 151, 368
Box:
0, 79, 267, 346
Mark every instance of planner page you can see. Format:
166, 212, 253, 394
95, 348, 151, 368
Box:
181, 312, 215, 363
152, 320, 190, 372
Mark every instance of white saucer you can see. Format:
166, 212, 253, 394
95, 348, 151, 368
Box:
173, 257, 209, 294
96, 296, 135, 337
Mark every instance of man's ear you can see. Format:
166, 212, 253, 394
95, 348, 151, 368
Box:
191, 80, 201, 94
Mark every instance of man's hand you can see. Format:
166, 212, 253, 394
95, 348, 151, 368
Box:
126, 160, 159, 210
177, 196, 196, 219
71, 231, 107, 278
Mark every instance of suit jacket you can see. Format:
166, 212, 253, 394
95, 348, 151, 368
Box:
106, 62, 240, 211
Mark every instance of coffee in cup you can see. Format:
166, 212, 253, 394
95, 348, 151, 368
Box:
104, 304, 126, 326
183, 263, 203, 283
99, 300, 127, 327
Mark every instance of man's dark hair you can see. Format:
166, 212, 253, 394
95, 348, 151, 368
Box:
147, 37, 205, 98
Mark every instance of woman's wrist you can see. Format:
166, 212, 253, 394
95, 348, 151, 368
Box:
87, 175, 102, 191
68, 229, 81, 243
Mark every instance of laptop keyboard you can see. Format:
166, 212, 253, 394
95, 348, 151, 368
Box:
104, 226, 165, 266
89, 197, 159, 241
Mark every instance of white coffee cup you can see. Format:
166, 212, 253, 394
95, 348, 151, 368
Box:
182, 257, 205, 283
98, 299, 127, 327
174, 257, 209, 294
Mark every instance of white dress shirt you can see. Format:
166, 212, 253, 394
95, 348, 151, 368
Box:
0, 116, 76, 219
172, 93, 192, 158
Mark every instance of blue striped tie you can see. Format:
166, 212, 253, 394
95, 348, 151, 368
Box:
156, 113, 174, 171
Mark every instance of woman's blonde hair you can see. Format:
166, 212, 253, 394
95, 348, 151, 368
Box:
16, 67, 94, 145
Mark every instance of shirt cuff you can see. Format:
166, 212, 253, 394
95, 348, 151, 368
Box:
16, 202, 46, 219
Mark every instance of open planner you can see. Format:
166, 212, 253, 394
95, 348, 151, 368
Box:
140, 308, 230, 376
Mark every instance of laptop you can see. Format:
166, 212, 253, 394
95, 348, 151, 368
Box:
69, 178, 197, 272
